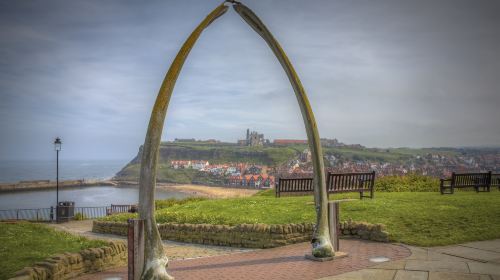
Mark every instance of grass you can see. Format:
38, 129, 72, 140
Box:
0, 222, 107, 279
324, 147, 411, 163
101, 191, 500, 247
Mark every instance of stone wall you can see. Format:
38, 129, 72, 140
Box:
9, 241, 127, 280
92, 220, 389, 248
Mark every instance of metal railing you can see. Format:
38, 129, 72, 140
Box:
0, 206, 110, 221
74, 206, 109, 219
0, 208, 53, 221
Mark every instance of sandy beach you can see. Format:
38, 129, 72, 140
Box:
156, 183, 260, 198
0, 178, 261, 199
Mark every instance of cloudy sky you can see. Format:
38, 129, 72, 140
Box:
0, 0, 499, 160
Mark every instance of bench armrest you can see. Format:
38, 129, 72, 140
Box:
440, 178, 452, 188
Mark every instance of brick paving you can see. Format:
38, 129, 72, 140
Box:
75, 239, 410, 280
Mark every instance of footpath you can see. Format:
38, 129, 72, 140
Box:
49, 221, 500, 280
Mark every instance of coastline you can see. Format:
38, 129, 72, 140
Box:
0, 179, 117, 193
0, 179, 261, 198
106, 181, 261, 198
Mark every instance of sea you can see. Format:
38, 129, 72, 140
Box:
0, 159, 189, 210
0, 159, 128, 183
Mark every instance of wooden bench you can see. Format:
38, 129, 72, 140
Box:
106, 204, 138, 215
275, 177, 313, 197
440, 172, 492, 194
327, 171, 375, 199
275, 171, 376, 199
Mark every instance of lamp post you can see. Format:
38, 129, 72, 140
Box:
54, 137, 62, 222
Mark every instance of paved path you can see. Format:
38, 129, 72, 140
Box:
75, 239, 410, 280
51, 221, 500, 279
321, 239, 500, 280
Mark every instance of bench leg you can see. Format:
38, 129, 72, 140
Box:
441, 186, 453, 195
359, 192, 363, 200
440, 187, 450, 195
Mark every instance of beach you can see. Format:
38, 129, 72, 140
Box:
156, 183, 260, 198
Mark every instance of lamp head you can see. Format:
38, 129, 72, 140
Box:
54, 137, 62, 151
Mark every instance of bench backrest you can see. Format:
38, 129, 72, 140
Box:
451, 172, 491, 188
276, 178, 313, 195
327, 171, 375, 193
490, 173, 500, 187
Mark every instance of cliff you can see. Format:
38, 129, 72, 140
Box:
113, 142, 300, 183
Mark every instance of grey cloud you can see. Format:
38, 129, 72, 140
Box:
0, 0, 499, 160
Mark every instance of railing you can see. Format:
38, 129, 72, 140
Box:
0, 206, 111, 221
0, 208, 53, 221
74, 206, 109, 219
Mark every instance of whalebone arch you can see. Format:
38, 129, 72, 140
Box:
138, 2, 333, 279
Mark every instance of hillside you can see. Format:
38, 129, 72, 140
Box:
113, 141, 500, 184
114, 142, 299, 183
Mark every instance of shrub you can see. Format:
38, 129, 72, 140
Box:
375, 174, 439, 192
73, 212, 87, 220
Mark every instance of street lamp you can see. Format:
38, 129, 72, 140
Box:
54, 137, 62, 222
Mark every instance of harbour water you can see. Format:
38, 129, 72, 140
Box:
0, 159, 128, 183
0, 159, 190, 210
0, 185, 189, 209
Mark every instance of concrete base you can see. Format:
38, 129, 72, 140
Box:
305, 251, 349, 262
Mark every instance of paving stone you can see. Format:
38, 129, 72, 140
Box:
479, 275, 492, 280
467, 262, 500, 276
429, 272, 481, 280
435, 246, 500, 262
394, 270, 428, 280
405, 260, 469, 273
491, 274, 500, 280
373, 259, 406, 270
319, 269, 396, 280
428, 251, 473, 262
460, 240, 500, 253
406, 246, 429, 260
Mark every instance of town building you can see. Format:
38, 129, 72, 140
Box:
238, 129, 267, 146
170, 160, 209, 170
300, 148, 312, 162
228, 174, 275, 189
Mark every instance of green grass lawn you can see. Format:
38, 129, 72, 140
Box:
0, 222, 107, 279
101, 191, 500, 247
